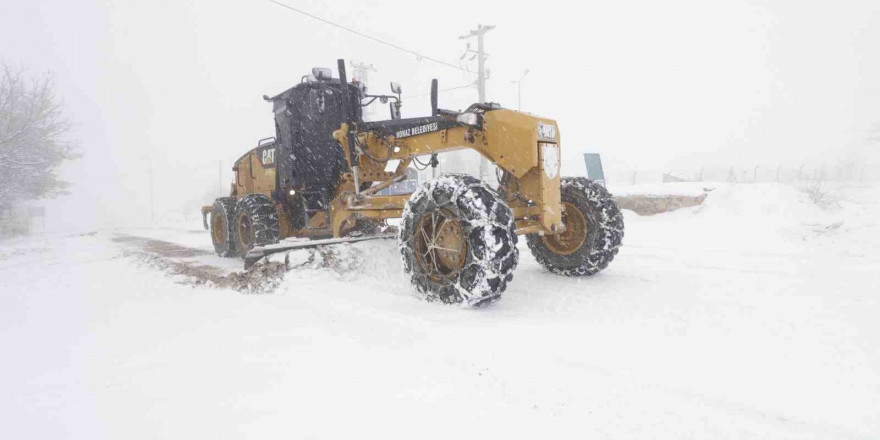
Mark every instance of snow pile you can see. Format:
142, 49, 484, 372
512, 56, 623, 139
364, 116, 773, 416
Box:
269, 239, 405, 282
696, 183, 824, 222
639, 183, 840, 250
801, 182, 880, 258
610, 182, 721, 197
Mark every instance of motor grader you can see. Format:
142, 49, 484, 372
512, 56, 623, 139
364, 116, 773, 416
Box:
203, 59, 624, 307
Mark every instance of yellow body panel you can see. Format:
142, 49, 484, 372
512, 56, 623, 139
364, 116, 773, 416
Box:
233, 149, 275, 198
334, 110, 563, 234
229, 109, 564, 240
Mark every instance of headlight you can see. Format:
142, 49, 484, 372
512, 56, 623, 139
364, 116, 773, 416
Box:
540, 142, 559, 179
538, 122, 556, 141
456, 112, 479, 126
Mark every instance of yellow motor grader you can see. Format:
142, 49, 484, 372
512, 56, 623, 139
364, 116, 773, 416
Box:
202, 59, 623, 307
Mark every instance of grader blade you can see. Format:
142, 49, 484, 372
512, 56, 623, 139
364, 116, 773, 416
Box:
243, 233, 397, 269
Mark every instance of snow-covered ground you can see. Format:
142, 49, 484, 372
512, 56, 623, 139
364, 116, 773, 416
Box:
2, 182, 878, 439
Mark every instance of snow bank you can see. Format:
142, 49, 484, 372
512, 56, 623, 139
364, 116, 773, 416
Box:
609, 182, 722, 197
271, 239, 405, 283
624, 182, 879, 258
609, 182, 718, 215
697, 183, 823, 222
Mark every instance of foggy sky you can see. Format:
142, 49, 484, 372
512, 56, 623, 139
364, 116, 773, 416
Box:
2, 0, 878, 231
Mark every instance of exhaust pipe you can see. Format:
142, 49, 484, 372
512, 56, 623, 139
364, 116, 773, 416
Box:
430, 79, 438, 116
337, 59, 362, 196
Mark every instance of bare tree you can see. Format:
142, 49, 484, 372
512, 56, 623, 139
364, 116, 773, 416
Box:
0, 63, 78, 209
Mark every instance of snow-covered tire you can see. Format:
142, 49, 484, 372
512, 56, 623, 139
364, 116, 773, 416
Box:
233, 194, 281, 258
526, 177, 624, 276
399, 174, 519, 307
210, 197, 238, 257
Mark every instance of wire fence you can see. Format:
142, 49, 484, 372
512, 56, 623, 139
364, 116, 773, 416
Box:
609, 162, 878, 186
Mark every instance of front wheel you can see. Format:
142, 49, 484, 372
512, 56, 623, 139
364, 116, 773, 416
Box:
399, 174, 518, 307
526, 177, 624, 276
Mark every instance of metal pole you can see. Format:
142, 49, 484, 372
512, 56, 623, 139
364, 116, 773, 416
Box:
351, 61, 376, 116
511, 70, 529, 111
517, 80, 521, 111
147, 156, 155, 224
476, 27, 489, 181
461, 25, 495, 182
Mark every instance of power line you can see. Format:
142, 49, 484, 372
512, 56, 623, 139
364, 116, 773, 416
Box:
403, 83, 475, 99
264, 0, 475, 75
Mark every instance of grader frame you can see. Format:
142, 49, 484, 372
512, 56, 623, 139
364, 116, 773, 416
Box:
205, 58, 624, 306
289, 61, 564, 244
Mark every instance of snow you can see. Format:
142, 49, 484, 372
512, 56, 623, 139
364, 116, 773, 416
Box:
1, 182, 879, 439
609, 181, 722, 197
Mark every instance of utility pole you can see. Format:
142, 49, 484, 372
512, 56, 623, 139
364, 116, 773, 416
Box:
460, 24, 495, 181
511, 69, 529, 111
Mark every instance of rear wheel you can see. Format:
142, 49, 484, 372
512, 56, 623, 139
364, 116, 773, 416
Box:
399, 174, 518, 307
210, 197, 238, 257
526, 177, 624, 276
233, 194, 281, 258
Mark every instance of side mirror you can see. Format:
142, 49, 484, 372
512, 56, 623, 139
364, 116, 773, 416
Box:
390, 82, 402, 94
312, 67, 331, 81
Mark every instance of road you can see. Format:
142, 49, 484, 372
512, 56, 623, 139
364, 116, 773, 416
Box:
2, 183, 878, 439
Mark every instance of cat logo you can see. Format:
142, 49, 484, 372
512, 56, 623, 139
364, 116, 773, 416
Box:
261, 147, 276, 167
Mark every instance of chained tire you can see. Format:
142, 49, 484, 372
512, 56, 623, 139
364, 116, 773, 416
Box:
526, 177, 624, 276
210, 197, 238, 257
233, 194, 281, 258
399, 174, 519, 307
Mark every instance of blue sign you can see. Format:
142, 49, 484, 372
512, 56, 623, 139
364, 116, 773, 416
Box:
583, 153, 606, 186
